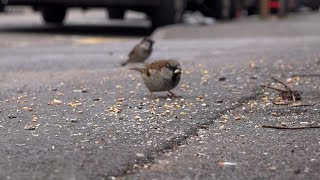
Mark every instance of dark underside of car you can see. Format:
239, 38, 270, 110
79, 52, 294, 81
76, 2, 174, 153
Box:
6, 0, 160, 7
8, 0, 190, 28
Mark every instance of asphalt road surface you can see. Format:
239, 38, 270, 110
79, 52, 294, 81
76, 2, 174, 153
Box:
0, 8, 320, 180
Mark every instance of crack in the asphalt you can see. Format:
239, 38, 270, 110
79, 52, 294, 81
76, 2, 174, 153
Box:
111, 93, 259, 179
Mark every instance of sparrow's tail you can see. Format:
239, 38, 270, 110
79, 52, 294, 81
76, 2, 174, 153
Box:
128, 67, 143, 72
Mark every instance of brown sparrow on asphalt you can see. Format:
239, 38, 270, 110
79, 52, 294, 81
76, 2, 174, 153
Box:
121, 37, 154, 66
129, 59, 182, 97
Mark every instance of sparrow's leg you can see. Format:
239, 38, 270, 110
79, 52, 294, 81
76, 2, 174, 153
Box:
167, 90, 181, 98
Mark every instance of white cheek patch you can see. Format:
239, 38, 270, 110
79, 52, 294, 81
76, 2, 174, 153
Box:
174, 69, 181, 74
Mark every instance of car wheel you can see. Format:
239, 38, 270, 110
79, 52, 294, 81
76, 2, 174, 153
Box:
200, 0, 233, 20
247, 0, 260, 15
229, 0, 242, 19
151, 0, 186, 28
41, 6, 66, 25
278, 0, 289, 17
213, 0, 231, 19
107, 8, 126, 19
0, 4, 5, 12
310, 5, 319, 11
291, 0, 301, 12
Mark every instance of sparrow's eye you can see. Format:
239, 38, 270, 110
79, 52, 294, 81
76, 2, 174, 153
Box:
166, 64, 170, 67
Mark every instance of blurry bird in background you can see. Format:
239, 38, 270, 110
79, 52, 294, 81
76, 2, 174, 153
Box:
121, 37, 154, 66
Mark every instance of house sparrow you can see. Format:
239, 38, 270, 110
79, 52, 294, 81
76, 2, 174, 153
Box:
121, 37, 154, 66
129, 59, 182, 97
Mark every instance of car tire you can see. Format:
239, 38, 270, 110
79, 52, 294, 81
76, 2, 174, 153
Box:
41, 6, 66, 25
0, 4, 5, 12
107, 8, 126, 19
212, 0, 231, 19
278, 0, 289, 17
229, 0, 242, 19
200, 0, 233, 20
310, 5, 319, 11
151, 0, 186, 28
247, 0, 260, 15
291, 0, 301, 12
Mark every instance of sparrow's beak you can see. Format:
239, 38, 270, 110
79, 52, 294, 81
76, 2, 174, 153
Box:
174, 68, 182, 74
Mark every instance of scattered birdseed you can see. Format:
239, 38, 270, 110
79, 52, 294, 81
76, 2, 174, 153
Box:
52, 99, 62, 105
56, 92, 65, 96
24, 122, 37, 130
218, 161, 238, 167
22, 107, 33, 111
68, 102, 82, 107
73, 89, 88, 93
32, 116, 38, 122
136, 153, 145, 157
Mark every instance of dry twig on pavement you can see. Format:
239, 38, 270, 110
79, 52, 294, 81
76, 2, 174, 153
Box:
291, 74, 320, 77
271, 101, 316, 107
261, 77, 301, 102
262, 125, 320, 130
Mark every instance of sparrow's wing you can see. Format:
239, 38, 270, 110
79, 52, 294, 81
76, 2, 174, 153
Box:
128, 45, 139, 60
129, 67, 147, 75
121, 45, 139, 66
148, 60, 168, 71
128, 67, 142, 72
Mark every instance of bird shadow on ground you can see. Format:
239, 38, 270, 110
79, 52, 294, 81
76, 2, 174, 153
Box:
139, 93, 189, 100
0, 24, 153, 37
